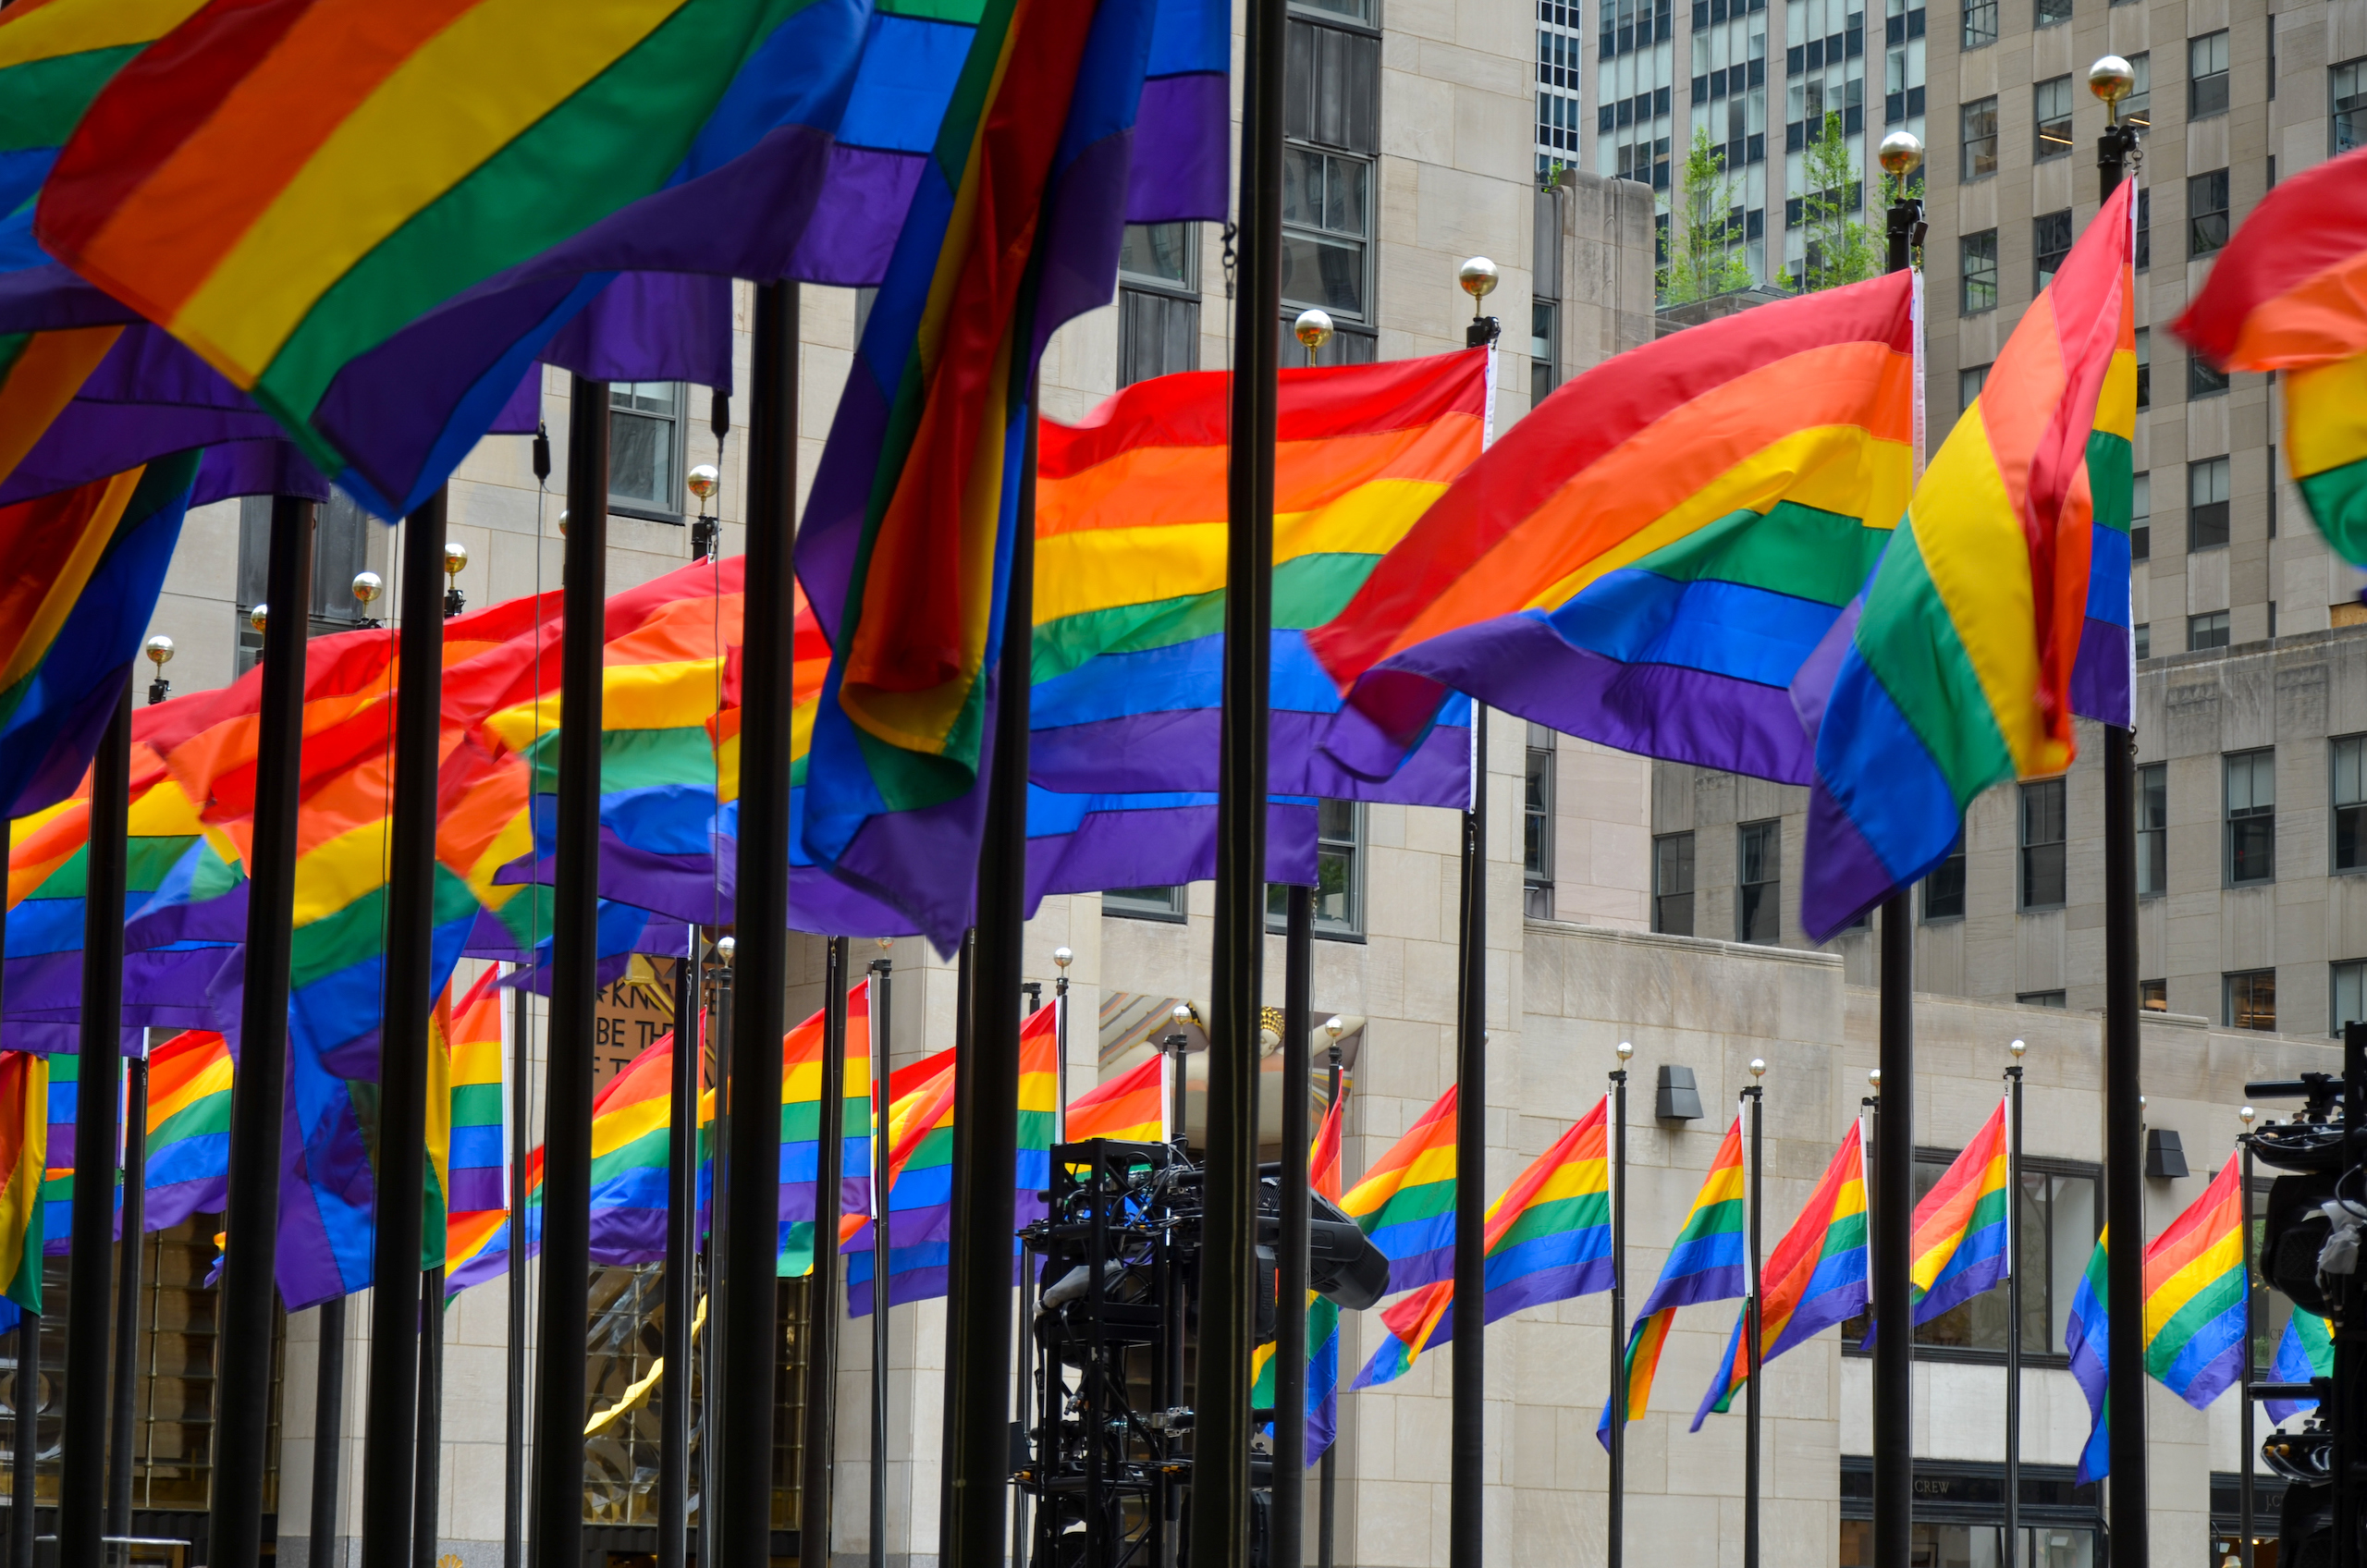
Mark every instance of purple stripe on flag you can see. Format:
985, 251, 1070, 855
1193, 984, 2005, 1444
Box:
2070, 616, 2131, 729
1125, 73, 1228, 224
192, 441, 331, 508
541, 272, 732, 390
144, 1172, 229, 1234
0, 261, 133, 335
785, 145, 928, 287
1801, 777, 1910, 940
445, 1169, 507, 1216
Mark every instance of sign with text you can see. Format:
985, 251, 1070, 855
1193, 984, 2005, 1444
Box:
591, 957, 678, 1095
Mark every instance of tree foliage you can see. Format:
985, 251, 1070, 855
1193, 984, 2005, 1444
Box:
1798, 112, 1880, 289
1660, 128, 1755, 306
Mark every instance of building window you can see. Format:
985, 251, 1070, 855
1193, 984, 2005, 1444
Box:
2189, 456, 2231, 549
1283, 16, 1380, 329
2336, 735, 2367, 872
1922, 832, 1967, 921
1654, 832, 1697, 936
1958, 363, 1990, 416
2135, 328, 2151, 408
2189, 349, 2230, 398
236, 494, 374, 673
2034, 0, 2068, 26
2129, 471, 2151, 558
2189, 611, 2230, 651
2017, 990, 2067, 1008
1960, 96, 1998, 178
2189, 31, 2230, 118
609, 382, 685, 521
1961, 230, 1998, 314
2141, 978, 2168, 1011
1844, 1158, 2099, 1356
2034, 75, 2074, 160
2336, 960, 2367, 1036
2033, 208, 2072, 290
2123, 52, 2152, 128
2136, 762, 2166, 896
2189, 168, 2230, 257
2226, 969, 2276, 1031
1118, 223, 1200, 386
1533, 187, 1564, 398
1737, 819, 1781, 943
1107, 885, 1188, 922
2336, 57, 2367, 154
2135, 187, 2151, 269
2018, 779, 2067, 910
1962, 0, 1995, 48
2134, 622, 2151, 659
2226, 748, 2275, 885
1525, 722, 1556, 919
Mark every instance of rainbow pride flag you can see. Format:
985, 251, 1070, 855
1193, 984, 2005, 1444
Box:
38, 1044, 74, 1257
1800, 183, 2136, 939
779, 981, 874, 1278
1597, 1115, 1747, 1446
1312, 1093, 1343, 1202
1337, 1086, 1459, 1293
2176, 149, 2367, 565
796, 0, 1178, 949
1693, 1121, 1868, 1427
142, 1029, 231, 1233
1355, 1096, 1614, 1390
445, 970, 508, 1220
1065, 1053, 1164, 1145
1906, 1096, 2010, 1325
1252, 1098, 1349, 1464
0, 1051, 46, 1317
2267, 1310, 2334, 1424
1311, 273, 1915, 788
1030, 349, 1485, 806
2143, 1154, 2247, 1409
2065, 1231, 2109, 1483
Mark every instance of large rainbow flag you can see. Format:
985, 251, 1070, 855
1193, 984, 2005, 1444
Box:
1905, 1096, 2010, 1326
2142, 1154, 2247, 1409
444, 969, 508, 1221
2266, 1310, 2334, 1424
1030, 350, 1485, 805
795, 0, 1185, 949
142, 1028, 232, 1232
38, 1044, 75, 1257
779, 980, 874, 1278
0, 1050, 45, 1318
1597, 1115, 1748, 1445
1693, 1121, 1868, 1427
1336, 1086, 1459, 1293
1064, 1052, 1163, 1145
2065, 1231, 2109, 1483
2176, 148, 2367, 565
1800, 184, 2136, 939
1309, 273, 1916, 788
1354, 1097, 1614, 1390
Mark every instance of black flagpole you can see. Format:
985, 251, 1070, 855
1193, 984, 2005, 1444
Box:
530, 375, 609, 1568
59, 680, 130, 1568
1743, 1068, 1764, 1568
939, 929, 975, 1553
2005, 1045, 2025, 1568
1449, 704, 1488, 1568
2096, 90, 2148, 1566
865, 954, 891, 1568
364, 485, 451, 1568
1193, 0, 1283, 1551
504, 980, 532, 1568
2238, 1105, 2256, 1568
1608, 1044, 1630, 1568
803, 940, 849, 1568
412, 1274, 445, 1568
1871, 145, 1924, 1568
945, 361, 1034, 1564
311, 1298, 347, 1568
1275, 887, 1315, 1562
105, 1035, 147, 1542
722, 281, 797, 1568
659, 947, 700, 1568
1319, 1029, 1343, 1568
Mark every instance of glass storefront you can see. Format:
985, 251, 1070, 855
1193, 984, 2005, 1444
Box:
1840, 1459, 2100, 1568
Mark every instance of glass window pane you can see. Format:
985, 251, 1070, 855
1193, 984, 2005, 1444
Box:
1326, 153, 1369, 236
1280, 232, 1367, 317
2049, 1173, 2098, 1353
610, 411, 672, 508
2336, 961, 2366, 1036
1119, 222, 1195, 286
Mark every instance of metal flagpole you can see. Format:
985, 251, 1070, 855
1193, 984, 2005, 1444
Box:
803, 940, 849, 1568
2005, 1042, 2026, 1568
413, 1275, 446, 1568
60, 678, 129, 1568
2239, 1103, 2257, 1568
1010, 977, 1038, 1568
2091, 58, 2148, 1564
659, 946, 700, 1568
939, 930, 975, 1556
530, 375, 609, 1568
106, 1033, 149, 1544
723, 281, 798, 1568
504, 978, 531, 1568
1319, 1026, 1345, 1568
1276, 887, 1316, 1564
701, 941, 734, 1568
1743, 1064, 1764, 1568
311, 1300, 347, 1568
365, 485, 452, 1568
1871, 129, 1926, 1568
866, 954, 891, 1568
1609, 1041, 1631, 1568
10, 1311, 30, 1568
1193, 0, 1283, 1547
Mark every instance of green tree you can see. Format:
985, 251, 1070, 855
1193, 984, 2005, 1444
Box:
1798, 111, 1881, 289
1660, 128, 1754, 306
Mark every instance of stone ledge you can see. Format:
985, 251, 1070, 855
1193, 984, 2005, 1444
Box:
1522, 915, 1845, 969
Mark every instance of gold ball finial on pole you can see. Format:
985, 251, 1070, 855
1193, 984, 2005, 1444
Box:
2009, 1037, 2027, 1059
1457, 257, 1500, 300
1615, 1040, 1634, 1061
350, 571, 383, 608
1877, 130, 1924, 177
1294, 308, 1334, 367
1748, 1058, 1767, 1081
686, 463, 720, 503
2088, 55, 2135, 124
144, 634, 175, 669
249, 603, 269, 634
1053, 946, 1073, 970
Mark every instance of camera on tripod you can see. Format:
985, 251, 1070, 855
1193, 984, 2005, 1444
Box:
1013, 1138, 1389, 1568
2249, 1030, 2367, 1568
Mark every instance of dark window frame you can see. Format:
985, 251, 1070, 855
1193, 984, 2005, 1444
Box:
1654, 831, 1697, 936
2226, 747, 2276, 887
1737, 818, 1782, 944
2019, 778, 2067, 911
